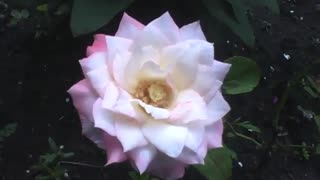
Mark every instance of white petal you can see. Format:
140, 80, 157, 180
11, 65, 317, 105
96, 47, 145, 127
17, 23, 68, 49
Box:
170, 89, 208, 124
177, 148, 204, 164
106, 36, 132, 73
142, 121, 188, 157
205, 92, 230, 125
146, 12, 179, 43
205, 120, 224, 148
161, 40, 214, 89
133, 25, 170, 50
133, 99, 170, 120
93, 99, 116, 136
212, 60, 232, 81
86, 66, 112, 97
129, 145, 157, 173
116, 13, 144, 39
115, 118, 148, 152
180, 21, 206, 41
185, 125, 205, 152
125, 46, 160, 89
112, 51, 132, 89
101, 82, 119, 109
191, 65, 223, 101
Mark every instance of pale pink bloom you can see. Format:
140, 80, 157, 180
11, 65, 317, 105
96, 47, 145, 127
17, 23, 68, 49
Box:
68, 12, 231, 179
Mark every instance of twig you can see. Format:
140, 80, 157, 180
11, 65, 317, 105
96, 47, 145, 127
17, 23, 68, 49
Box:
225, 120, 263, 147
58, 161, 104, 168
273, 82, 290, 128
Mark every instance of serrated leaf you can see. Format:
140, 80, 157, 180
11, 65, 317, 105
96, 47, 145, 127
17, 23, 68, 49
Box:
195, 147, 233, 180
223, 56, 261, 94
71, 0, 134, 36
201, 0, 255, 47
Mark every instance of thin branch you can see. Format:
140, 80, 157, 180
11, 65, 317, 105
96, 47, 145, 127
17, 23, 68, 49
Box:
58, 161, 104, 169
225, 120, 262, 147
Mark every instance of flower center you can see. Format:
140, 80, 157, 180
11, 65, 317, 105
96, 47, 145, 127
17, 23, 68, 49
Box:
133, 80, 173, 108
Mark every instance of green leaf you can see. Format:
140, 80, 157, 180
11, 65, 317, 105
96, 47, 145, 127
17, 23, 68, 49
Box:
129, 171, 154, 180
36, 4, 48, 12
236, 121, 261, 133
201, 0, 255, 47
35, 175, 51, 180
316, 144, 320, 155
195, 147, 233, 180
71, 0, 134, 36
242, 0, 280, 14
315, 115, 320, 133
223, 56, 261, 94
48, 137, 58, 152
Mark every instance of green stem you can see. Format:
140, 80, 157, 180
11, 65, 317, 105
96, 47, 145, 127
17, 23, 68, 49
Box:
225, 121, 262, 147
273, 82, 290, 128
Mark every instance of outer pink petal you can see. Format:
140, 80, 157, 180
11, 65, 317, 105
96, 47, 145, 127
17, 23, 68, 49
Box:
67, 80, 105, 148
116, 13, 144, 39
115, 118, 148, 152
129, 145, 157, 173
205, 92, 230, 125
79, 52, 108, 74
212, 60, 232, 81
179, 21, 206, 41
86, 34, 107, 56
177, 147, 204, 164
147, 153, 185, 180
205, 120, 224, 148
103, 132, 127, 165
146, 12, 179, 43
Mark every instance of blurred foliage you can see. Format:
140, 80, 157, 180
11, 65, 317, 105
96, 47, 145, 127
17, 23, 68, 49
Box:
31, 137, 74, 180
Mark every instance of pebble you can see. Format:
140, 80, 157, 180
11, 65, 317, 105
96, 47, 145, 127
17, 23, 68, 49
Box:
283, 53, 291, 60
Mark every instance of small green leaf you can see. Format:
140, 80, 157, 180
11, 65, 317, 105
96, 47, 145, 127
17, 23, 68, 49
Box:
223, 56, 261, 94
71, 0, 134, 36
236, 121, 261, 133
195, 147, 233, 180
36, 4, 48, 12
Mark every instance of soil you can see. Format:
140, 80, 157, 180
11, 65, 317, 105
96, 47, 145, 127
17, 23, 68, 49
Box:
0, 0, 320, 180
